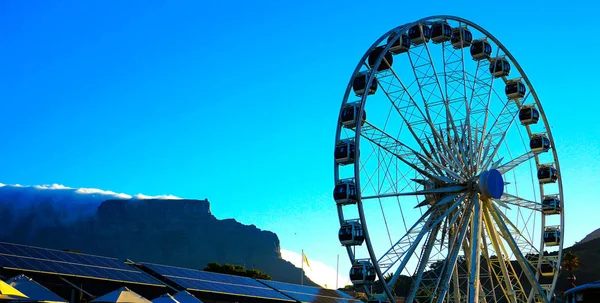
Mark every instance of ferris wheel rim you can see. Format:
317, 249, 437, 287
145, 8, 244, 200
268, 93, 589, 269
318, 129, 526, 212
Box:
334, 15, 564, 303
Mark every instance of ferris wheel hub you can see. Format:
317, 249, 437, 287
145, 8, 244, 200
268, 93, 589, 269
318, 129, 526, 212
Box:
477, 169, 504, 199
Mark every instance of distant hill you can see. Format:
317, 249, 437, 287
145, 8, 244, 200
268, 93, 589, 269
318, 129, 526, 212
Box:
577, 228, 600, 245
0, 185, 316, 286
554, 236, 600, 296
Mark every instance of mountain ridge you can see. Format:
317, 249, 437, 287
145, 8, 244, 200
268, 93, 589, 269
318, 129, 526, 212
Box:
0, 185, 316, 286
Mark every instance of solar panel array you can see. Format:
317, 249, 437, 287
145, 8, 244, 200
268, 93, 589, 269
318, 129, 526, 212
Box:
141, 263, 295, 302
259, 280, 361, 303
0, 242, 161, 285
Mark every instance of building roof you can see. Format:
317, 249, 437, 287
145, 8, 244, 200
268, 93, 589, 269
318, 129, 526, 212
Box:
564, 280, 600, 295
6, 274, 67, 303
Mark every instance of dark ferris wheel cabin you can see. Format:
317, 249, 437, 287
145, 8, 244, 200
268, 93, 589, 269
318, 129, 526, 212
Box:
408, 24, 431, 45
349, 260, 376, 285
530, 134, 551, 153
334, 140, 356, 165
341, 103, 367, 128
387, 32, 411, 54
333, 179, 357, 205
519, 105, 540, 125
470, 39, 492, 60
451, 27, 472, 48
368, 46, 393, 72
543, 227, 561, 246
352, 73, 378, 97
489, 57, 511, 78
505, 79, 526, 99
338, 220, 365, 246
542, 195, 561, 215
538, 165, 558, 184
431, 21, 452, 43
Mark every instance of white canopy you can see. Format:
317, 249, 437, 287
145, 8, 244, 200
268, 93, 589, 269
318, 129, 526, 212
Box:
91, 287, 151, 303
172, 291, 202, 303
151, 294, 179, 303
6, 275, 65, 303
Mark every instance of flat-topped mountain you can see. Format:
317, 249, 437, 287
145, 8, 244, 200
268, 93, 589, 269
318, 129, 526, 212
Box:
0, 185, 315, 286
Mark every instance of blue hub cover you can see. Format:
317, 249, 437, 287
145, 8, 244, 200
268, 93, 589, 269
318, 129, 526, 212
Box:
479, 169, 504, 199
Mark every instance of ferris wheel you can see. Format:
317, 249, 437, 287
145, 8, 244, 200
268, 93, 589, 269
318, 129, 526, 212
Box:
333, 16, 564, 303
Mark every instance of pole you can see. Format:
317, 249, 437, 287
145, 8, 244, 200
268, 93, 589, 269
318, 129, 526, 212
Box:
301, 249, 304, 286
336, 254, 339, 289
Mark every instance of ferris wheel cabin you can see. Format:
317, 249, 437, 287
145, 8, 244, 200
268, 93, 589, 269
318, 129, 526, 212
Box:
368, 46, 393, 72
353, 72, 378, 96
519, 104, 540, 125
543, 226, 561, 246
334, 179, 357, 205
542, 195, 561, 215
538, 165, 558, 184
530, 133, 551, 153
540, 260, 556, 277
341, 103, 366, 128
387, 32, 411, 54
489, 57, 511, 78
408, 24, 431, 45
470, 39, 492, 60
431, 21, 453, 43
335, 139, 356, 165
451, 27, 473, 48
350, 260, 376, 285
505, 79, 526, 99
339, 220, 365, 246
527, 255, 556, 277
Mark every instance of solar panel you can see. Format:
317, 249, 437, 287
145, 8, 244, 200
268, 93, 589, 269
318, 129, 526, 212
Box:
259, 280, 361, 303
142, 263, 295, 301
0, 242, 161, 286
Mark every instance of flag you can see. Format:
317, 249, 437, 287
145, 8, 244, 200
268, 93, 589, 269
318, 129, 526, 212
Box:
302, 251, 312, 270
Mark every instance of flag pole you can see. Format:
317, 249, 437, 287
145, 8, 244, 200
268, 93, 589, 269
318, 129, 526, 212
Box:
336, 254, 339, 289
301, 249, 304, 286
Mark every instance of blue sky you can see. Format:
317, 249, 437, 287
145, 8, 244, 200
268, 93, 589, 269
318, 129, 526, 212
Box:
1, 0, 598, 287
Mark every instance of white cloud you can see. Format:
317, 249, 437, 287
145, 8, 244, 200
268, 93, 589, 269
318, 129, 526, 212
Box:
0, 182, 183, 237
133, 193, 181, 200
280, 249, 352, 290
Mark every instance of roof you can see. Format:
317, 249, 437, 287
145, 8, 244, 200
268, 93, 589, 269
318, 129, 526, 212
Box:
0, 279, 28, 300
564, 280, 600, 295
151, 294, 179, 303
91, 287, 152, 303
172, 291, 203, 303
6, 274, 67, 303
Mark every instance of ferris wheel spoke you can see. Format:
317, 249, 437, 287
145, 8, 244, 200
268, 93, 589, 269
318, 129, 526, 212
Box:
405, 224, 442, 303
482, 202, 519, 303
360, 122, 464, 182
479, 92, 529, 171
497, 193, 543, 212
487, 202, 549, 302
405, 47, 464, 170
374, 60, 462, 172
496, 151, 536, 174
468, 196, 483, 303
432, 195, 475, 303
380, 193, 467, 285
491, 204, 547, 266
479, 232, 502, 302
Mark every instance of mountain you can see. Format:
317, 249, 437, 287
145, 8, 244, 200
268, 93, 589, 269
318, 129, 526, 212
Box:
577, 228, 600, 245
0, 185, 316, 286
554, 235, 600, 295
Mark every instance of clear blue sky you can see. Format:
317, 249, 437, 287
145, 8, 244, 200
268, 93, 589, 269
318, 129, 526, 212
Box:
1, 0, 598, 282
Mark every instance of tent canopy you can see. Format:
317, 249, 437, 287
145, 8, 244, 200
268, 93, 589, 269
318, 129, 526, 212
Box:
0, 279, 27, 301
172, 291, 202, 303
151, 294, 179, 303
6, 275, 66, 303
91, 287, 152, 303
